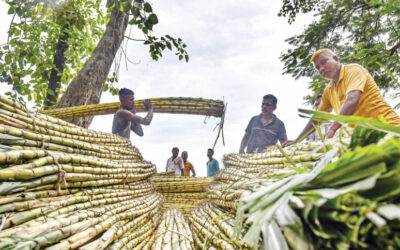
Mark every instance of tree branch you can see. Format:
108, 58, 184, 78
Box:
124, 36, 145, 42
7, 12, 17, 52
390, 39, 400, 56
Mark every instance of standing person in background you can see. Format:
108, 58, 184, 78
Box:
206, 148, 220, 177
182, 151, 196, 177
283, 48, 400, 147
165, 147, 183, 176
239, 94, 287, 153
112, 88, 153, 139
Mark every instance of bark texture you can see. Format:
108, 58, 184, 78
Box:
44, 28, 69, 110
56, 7, 129, 128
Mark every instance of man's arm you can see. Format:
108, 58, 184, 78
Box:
214, 160, 220, 171
325, 90, 361, 138
239, 133, 250, 153
282, 120, 317, 147
191, 166, 196, 177
117, 100, 153, 136
179, 158, 184, 173
283, 91, 332, 147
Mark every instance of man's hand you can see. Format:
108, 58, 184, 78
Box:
282, 140, 295, 148
239, 148, 245, 154
144, 99, 153, 111
325, 128, 336, 138
325, 123, 341, 139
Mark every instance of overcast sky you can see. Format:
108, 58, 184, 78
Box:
0, 1, 339, 176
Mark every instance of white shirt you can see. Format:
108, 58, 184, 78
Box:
165, 157, 184, 176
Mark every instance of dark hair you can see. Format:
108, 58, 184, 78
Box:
172, 147, 179, 151
207, 148, 214, 154
315, 94, 322, 99
263, 94, 277, 105
118, 88, 134, 96
181, 151, 187, 155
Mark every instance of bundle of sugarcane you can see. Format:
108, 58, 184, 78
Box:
0, 185, 163, 249
0, 95, 131, 146
233, 112, 400, 249
162, 194, 206, 218
151, 176, 214, 193
101, 203, 163, 250
152, 207, 194, 249
188, 201, 251, 249
0, 96, 143, 163
152, 171, 175, 177
151, 175, 212, 218
41, 97, 225, 119
0, 95, 165, 249
205, 140, 336, 211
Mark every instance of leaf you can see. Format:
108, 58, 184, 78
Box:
165, 41, 171, 50
47, 88, 55, 96
8, 6, 15, 14
0, 134, 23, 143
377, 204, 400, 220
0, 182, 24, 195
0, 145, 15, 152
147, 13, 158, 25
299, 109, 400, 137
366, 212, 386, 227
143, 2, 153, 12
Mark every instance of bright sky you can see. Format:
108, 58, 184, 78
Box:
0, 1, 359, 176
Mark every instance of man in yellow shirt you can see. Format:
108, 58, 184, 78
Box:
283, 49, 400, 147
182, 151, 196, 177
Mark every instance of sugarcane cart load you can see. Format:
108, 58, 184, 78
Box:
1, 94, 400, 249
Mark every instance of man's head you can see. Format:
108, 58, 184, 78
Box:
119, 88, 135, 110
172, 147, 179, 158
207, 148, 214, 158
314, 94, 322, 110
262, 94, 277, 115
310, 49, 341, 81
181, 151, 188, 161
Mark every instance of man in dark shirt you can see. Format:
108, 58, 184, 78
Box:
112, 88, 153, 139
239, 94, 287, 153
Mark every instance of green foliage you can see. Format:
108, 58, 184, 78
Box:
0, 0, 189, 109
349, 126, 387, 150
0, 0, 106, 109
279, 0, 400, 105
278, 0, 321, 24
121, 0, 189, 62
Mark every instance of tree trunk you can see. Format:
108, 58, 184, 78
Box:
44, 28, 69, 110
56, 7, 129, 128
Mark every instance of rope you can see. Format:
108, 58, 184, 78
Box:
22, 104, 38, 133
42, 149, 68, 193
83, 190, 95, 208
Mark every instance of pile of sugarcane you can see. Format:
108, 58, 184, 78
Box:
206, 140, 330, 210
41, 97, 225, 119
189, 201, 252, 249
3, 93, 400, 250
189, 118, 400, 249
233, 125, 400, 249
151, 207, 194, 249
183, 140, 332, 248
151, 176, 213, 217
0, 95, 163, 249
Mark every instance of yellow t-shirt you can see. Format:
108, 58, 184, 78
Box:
318, 64, 400, 126
184, 161, 194, 176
